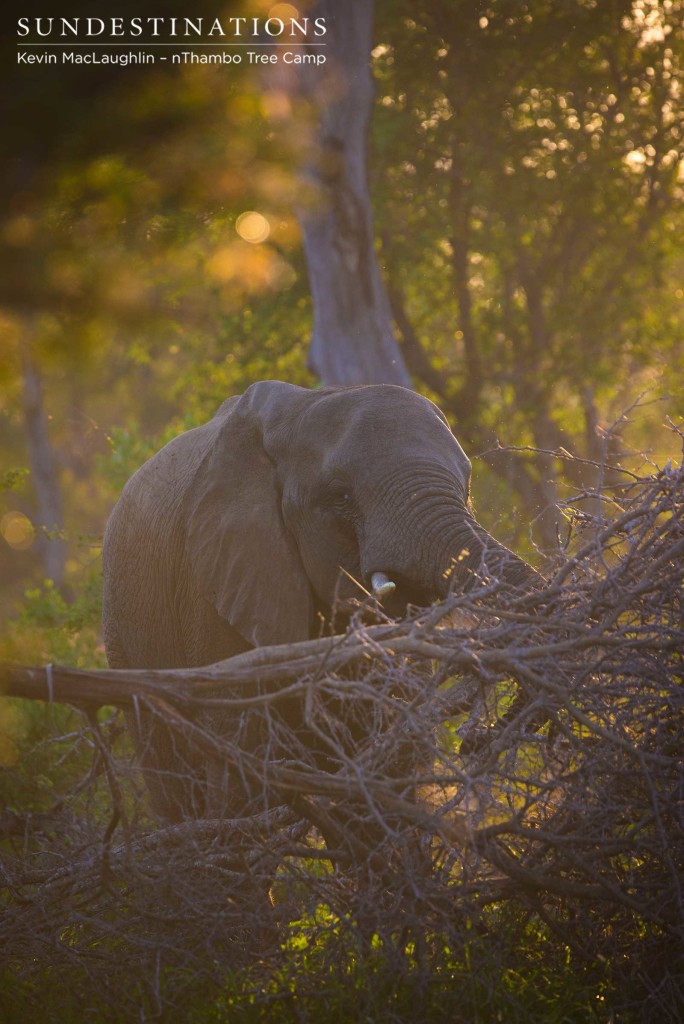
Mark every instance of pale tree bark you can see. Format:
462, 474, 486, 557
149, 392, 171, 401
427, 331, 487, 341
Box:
20, 334, 66, 586
295, 0, 411, 387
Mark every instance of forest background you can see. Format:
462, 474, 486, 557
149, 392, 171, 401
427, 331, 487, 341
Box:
0, 1, 682, 1020
1, 0, 681, 642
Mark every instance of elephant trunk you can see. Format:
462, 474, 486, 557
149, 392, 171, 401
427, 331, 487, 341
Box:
438, 514, 542, 597
362, 469, 542, 608
371, 516, 542, 603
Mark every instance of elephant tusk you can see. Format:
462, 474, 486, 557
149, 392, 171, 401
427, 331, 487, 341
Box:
371, 572, 397, 600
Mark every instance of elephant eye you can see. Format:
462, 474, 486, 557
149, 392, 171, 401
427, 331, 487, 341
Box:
332, 490, 352, 512
326, 483, 354, 517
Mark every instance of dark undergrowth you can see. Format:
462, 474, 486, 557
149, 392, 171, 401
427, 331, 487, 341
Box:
1, 462, 683, 1023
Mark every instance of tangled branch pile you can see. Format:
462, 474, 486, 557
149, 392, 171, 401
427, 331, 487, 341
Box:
1, 462, 683, 1022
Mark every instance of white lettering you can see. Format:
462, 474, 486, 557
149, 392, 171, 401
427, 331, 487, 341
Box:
86, 18, 106, 36
264, 18, 285, 37
248, 51, 278, 64
283, 51, 327, 65
18, 51, 57, 64
14, 15, 329, 42
173, 51, 242, 65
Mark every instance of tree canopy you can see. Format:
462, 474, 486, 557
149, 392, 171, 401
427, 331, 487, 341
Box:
2, 0, 682, 609
372, 0, 683, 535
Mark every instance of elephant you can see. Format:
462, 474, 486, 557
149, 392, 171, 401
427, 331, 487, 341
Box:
102, 380, 540, 824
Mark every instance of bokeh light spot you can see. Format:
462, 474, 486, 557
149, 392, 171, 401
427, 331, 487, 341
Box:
269, 4, 300, 21
235, 211, 271, 244
1, 511, 35, 551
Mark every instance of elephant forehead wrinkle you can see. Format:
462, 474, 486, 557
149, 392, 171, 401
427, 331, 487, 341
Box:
362, 461, 469, 504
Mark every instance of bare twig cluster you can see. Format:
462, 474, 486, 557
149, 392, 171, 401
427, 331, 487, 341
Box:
1, 460, 683, 1021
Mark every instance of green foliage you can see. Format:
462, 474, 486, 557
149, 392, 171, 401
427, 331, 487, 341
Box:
100, 423, 174, 492
0, 905, 644, 1023
2, 573, 104, 668
0, 468, 29, 494
0, 567, 106, 810
1, 701, 101, 814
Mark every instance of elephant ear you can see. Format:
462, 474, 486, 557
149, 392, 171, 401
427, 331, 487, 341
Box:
184, 385, 313, 647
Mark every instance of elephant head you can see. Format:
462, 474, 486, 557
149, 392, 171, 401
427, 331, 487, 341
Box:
103, 380, 540, 821
181, 381, 540, 642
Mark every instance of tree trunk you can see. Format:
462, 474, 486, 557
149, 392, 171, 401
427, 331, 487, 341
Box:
295, 0, 411, 387
20, 336, 66, 586
449, 142, 483, 423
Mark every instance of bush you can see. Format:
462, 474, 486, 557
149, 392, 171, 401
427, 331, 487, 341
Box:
1, 461, 682, 1023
